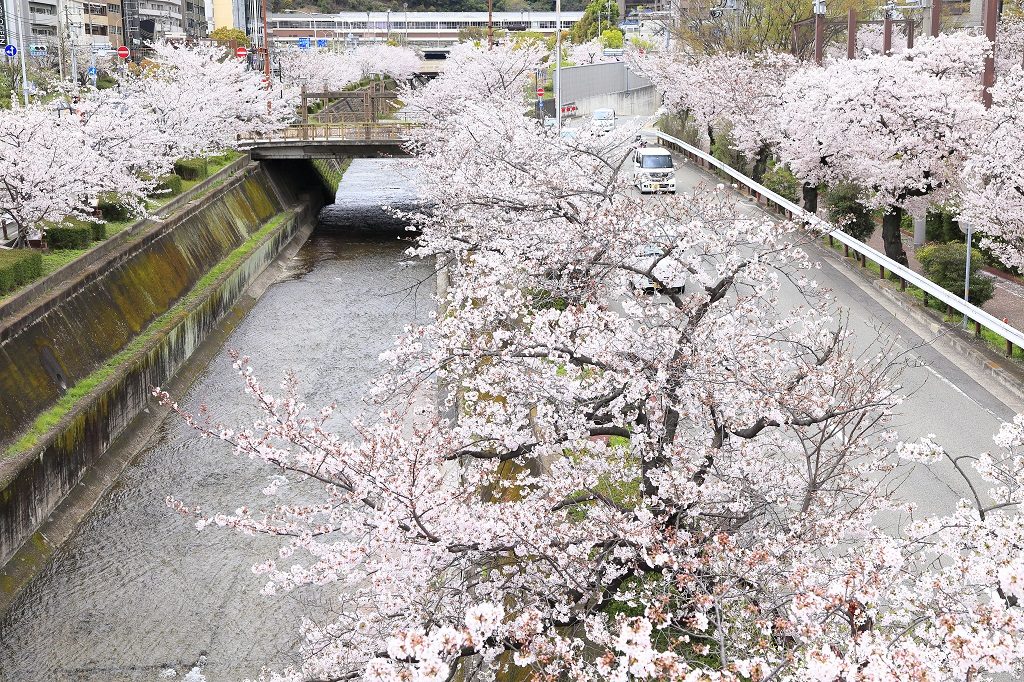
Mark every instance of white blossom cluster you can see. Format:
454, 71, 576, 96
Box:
0, 42, 296, 246
636, 23, 1024, 268
157, 42, 1024, 682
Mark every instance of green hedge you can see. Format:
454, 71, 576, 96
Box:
918, 242, 995, 306
173, 157, 210, 181
0, 249, 43, 295
90, 221, 107, 241
46, 223, 92, 250
823, 183, 875, 241
761, 161, 801, 204
98, 192, 134, 222
154, 173, 184, 196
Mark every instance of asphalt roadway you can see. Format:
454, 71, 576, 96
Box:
662, 139, 1024, 522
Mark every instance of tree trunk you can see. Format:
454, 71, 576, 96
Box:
802, 183, 818, 224
752, 145, 771, 182
882, 206, 908, 266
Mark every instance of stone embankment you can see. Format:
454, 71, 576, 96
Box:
0, 158, 327, 577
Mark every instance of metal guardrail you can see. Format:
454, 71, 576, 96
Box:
650, 129, 1024, 356
237, 122, 417, 145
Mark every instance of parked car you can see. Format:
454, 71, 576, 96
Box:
633, 147, 676, 193
591, 108, 616, 132
629, 244, 687, 295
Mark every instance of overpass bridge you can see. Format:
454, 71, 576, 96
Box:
237, 122, 414, 159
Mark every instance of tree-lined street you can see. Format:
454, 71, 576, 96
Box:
2, 10, 1024, 681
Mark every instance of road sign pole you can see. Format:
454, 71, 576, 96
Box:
555, 0, 561, 131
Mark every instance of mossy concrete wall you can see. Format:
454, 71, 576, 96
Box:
0, 160, 324, 569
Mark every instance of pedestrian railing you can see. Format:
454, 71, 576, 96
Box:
650, 129, 1024, 357
237, 122, 418, 146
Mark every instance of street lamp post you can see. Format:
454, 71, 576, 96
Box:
959, 219, 974, 328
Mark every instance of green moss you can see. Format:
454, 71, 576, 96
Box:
310, 158, 351, 195
5, 211, 293, 458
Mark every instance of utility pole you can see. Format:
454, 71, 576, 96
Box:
981, 0, 996, 107
813, 0, 825, 65
260, 0, 270, 79
65, 4, 78, 88
16, 1, 28, 104
929, 0, 941, 37
487, 0, 493, 47
555, 0, 561, 130
846, 8, 856, 58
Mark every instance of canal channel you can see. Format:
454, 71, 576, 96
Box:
0, 159, 429, 681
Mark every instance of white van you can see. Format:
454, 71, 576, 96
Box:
592, 108, 616, 132
633, 147, 676, 194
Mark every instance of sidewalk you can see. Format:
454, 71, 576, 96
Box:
865, 230, 1024, 332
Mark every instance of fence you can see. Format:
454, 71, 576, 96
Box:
650, 129, 1024, 357
237, 122, 418, 144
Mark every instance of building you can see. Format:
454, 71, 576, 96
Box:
120, 0, 205, 48
70, 0, 126, 49
1, 0, 60, 53
267, 10, 584, 48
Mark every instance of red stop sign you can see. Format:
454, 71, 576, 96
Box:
536, 87, 544, 97
235, 46, 248, 58
117, 45, 130, 59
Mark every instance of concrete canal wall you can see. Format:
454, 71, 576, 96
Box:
0, 159, 326, 570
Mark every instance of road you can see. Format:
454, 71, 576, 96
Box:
585, 116, 1024, 521
680, 156, 1023, 513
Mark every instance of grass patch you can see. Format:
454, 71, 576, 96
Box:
819, 235, 1024, 361
5, 211, 293, 458
41, 249, 90, 277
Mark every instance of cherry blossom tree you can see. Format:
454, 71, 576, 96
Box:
958, 61, 1024, 270
0, 106, 110, 246
159, 42, 1024, 682
352, 44, 422, 83
569, 39, 613, 65
776, 33, 989, 262
278, 48, 363, 91
635, 49, 797, 165
121, 42, 296, 159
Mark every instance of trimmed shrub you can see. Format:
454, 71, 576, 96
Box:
0, 249, 43, 295
45, 222, 93, 250
90, 221, 108, 241
761, 161, 801, 204
173, 157, 210, 181
154, 173, 184, 197
925, 210, 961, 244
824, 183, 875, 241
918, 242, 995, 306
97, 192, 134, 222
709, 124, 748, 176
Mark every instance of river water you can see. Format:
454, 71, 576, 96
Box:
0, 159, 431, 681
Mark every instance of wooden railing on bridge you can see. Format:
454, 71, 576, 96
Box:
237, 121, 418, 146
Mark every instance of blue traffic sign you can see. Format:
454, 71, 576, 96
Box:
316, 38, 327, 48
87, 66, 97, 75
4, 45, 16, 58
297, 37, 310, 49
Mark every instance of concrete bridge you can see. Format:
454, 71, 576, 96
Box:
237, 123, 414, 159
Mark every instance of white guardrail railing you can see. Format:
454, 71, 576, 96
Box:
649, 129, 1024, 356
